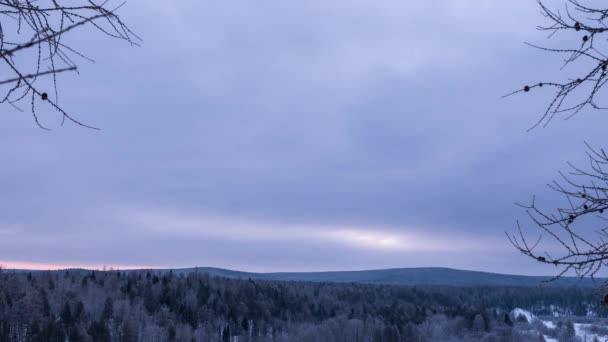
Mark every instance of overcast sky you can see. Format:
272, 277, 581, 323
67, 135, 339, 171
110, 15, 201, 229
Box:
1, 0, 607, 275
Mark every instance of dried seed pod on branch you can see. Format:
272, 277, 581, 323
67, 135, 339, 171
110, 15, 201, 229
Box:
509, 144, 608, 289
508, 1, 608, 294
0, 0, 139, 129
505, 0, 608, 130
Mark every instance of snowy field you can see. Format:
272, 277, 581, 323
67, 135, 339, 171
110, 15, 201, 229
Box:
511, 308, 608, 342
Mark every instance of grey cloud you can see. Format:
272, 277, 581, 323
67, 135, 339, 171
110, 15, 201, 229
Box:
0, 0, 606, 275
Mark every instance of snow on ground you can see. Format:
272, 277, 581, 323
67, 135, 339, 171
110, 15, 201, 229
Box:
574, 323, 606, 342
542, 320, 556, 329
511, 308, 534, 323
541, 319, 558, 342
512, 308, 608, 341
541, 320, 607, 342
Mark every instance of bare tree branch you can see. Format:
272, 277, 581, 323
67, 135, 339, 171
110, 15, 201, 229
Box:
511, 144, 608, 292
505, 0, 608, 130
0, 0, 139, 129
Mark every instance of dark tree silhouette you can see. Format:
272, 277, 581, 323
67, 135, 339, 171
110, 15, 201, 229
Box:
508, 0, 608, 292
0, 1, 138, 129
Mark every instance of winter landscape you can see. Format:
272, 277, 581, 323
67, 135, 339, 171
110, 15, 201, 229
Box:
3, 0, 608, 341
1, 267, 608, 341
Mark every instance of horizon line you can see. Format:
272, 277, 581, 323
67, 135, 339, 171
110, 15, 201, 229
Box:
0, 262, 592, 279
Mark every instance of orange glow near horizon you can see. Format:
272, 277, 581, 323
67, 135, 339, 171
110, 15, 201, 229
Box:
0, 260, 158, 271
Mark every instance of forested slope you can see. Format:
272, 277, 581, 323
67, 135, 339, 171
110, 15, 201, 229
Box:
0, 269, 604, 341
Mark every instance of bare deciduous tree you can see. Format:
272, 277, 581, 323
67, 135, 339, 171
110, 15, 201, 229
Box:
0, 1, 138, 129
508, 0, 608, 292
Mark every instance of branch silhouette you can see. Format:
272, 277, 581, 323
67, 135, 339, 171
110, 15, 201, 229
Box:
505, 0, 608, 131
0, 0, 139, 129
509, 1, 608, 296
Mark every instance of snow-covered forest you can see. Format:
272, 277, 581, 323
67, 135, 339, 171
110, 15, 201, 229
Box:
0, 269, 605, 341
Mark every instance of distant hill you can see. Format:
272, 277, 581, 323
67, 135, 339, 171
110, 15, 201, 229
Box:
167, 267, 602, 288
6, 266, 602, 288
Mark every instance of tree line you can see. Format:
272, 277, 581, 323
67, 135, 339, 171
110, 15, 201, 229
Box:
0, 269, 604, 341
